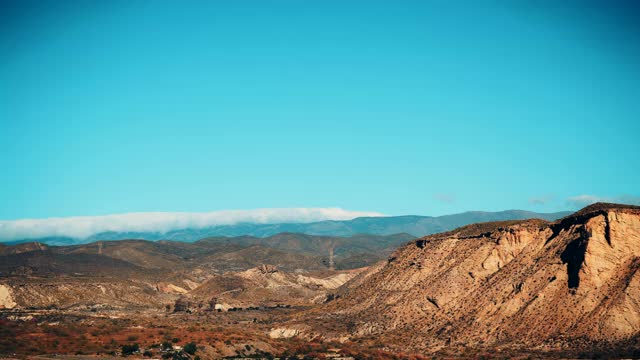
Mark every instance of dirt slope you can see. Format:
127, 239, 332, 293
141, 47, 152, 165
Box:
299, 203, 640, 352
183, 265, 364, 310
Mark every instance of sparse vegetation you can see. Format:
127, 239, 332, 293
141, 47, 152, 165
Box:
121, 343, 139, 355
183, 342, 197, 355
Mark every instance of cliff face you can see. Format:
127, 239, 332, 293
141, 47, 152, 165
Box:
313, 203, 640, 351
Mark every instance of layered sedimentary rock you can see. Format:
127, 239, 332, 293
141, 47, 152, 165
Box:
305, 203, 640, 351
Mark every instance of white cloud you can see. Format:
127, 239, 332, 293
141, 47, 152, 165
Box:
566, 195, 603, 208
0, 208, 385, 242
528, 194, 555, 206
566, 194, 640, 208
433, 193, 456, 204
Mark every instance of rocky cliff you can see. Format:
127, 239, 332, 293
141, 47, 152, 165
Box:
304, 203, 640, 352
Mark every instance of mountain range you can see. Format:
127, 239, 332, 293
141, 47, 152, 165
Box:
6, 209, 571, 245
0, 232, 415, 275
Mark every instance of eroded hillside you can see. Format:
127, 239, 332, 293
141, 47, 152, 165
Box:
0, 232, 387, 311
295, 203, 640, 353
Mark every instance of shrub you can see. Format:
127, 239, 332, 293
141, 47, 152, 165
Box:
121, 343, 140, 355
184, 342, 197, 355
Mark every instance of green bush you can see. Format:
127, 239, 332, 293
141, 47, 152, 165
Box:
121, 343, 140, 355
184, 342, 197, 355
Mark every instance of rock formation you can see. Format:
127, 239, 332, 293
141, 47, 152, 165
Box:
304, 203, 640, 352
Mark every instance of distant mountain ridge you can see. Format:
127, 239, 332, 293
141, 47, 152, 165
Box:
0, 232, 417, 273
6, 209, 571, 245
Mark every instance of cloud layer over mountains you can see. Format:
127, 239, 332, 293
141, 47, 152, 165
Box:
0, 208, 384, 242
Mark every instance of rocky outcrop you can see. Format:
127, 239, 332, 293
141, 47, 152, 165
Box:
156, 282, 189, 294
269, 327, 303, 339
187, 266, 364, 309
305, 203, 640, 352
2, 279, 177, 309
258, 264, 279, 274
0, 284, 16, 309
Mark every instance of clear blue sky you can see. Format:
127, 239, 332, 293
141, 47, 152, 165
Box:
1, 0, 639, 220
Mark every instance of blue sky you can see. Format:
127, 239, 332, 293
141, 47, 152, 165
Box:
1, 0, 639, 221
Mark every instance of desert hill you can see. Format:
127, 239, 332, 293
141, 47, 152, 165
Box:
184, 265, 361, 310
0, 232, 415, 276
290, 203, 640, 353
0, 232, 409, 310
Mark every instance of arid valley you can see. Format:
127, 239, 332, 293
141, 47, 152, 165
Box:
2, 203, 640, 359
3, 1, 639, 358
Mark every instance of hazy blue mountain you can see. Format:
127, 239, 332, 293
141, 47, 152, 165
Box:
3, 237, 80, 246
10, 209, 570, 245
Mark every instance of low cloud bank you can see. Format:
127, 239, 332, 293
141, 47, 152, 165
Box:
0, 208, 384, 242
